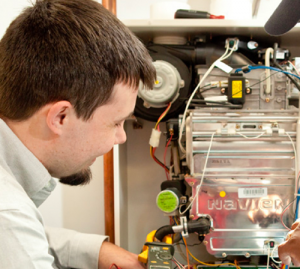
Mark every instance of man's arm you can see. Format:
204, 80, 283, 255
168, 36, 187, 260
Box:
46, 226, 107, 269
278, 219, 300, 266
98, 241, 145, 269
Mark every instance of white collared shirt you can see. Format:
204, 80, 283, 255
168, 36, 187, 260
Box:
0, 119, 107, 268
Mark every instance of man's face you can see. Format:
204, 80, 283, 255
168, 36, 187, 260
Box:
56, 82, 138, 185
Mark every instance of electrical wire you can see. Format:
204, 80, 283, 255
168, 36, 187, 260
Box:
164, 134, 174, 180
109, 264, 121, 269
248, 71, 279, 89
288, 61, 300, 76
155, 102, 172, 129
182, 237, 190, 269
150, 103, 172, 172
274, 62, 300, 91
236, 131, 266, 139
286, 132, 298, 177
235, 65, 300, 81
281, 198, 297, 231
281, 264, 289, 269
285, 131, 300, 222
178, 41, 236, 154
173, 258, 185, 269
181, 239, 240, 269
270, 245, 282, 264
180, 132, 215, 215
266, 245, 271, 269
189, 99, 242, 107
175, 242, 203, 247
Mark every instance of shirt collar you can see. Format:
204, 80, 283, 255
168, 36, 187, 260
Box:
0, 119, 52, 203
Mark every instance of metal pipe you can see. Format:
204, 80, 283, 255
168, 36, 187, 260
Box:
102, 0, 117, 244
104, 149, 115, 244
102, 0, 116, 15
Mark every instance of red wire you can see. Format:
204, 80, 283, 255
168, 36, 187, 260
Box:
164, 134, 173, 180
152, 147, 169, 173
281, 200, 294, 231
109, 264, 121, 269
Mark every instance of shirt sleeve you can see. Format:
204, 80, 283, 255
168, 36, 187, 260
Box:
45, 226, 108, 269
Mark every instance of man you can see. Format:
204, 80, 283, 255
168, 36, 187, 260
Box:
0, 0, 155, 268
265, 0, 300, 266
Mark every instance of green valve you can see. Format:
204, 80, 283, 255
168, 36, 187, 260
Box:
156, 190, 179, 213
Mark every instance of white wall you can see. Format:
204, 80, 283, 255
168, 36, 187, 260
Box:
0, 0, 31, 39
117, 0, 211, 20
61, 157, 105, 235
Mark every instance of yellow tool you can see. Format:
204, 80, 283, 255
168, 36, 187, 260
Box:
138, 230, 173, 264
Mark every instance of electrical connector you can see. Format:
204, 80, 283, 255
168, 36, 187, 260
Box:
278, 128, 285, 135
269, 240, 276, 249
227, 128, 236, 135
225, 38, 239, 51
266, 128, 273, 135
149, 128, 161, 148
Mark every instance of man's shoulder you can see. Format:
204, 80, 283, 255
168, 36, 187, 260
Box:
0, 165, 35, 211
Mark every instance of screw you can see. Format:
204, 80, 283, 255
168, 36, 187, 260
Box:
222, 252, 227, 258
236, 125, 240, 129
180, 196, 187, 204
221, 88, 226, 94
189, 215, 195, 220
203, 240, 208, 245
246, 88, 251, 94
245, 252, 251, 258
189, 182, 194, 186
259, 125, 262, 129
265, 98, 270, 103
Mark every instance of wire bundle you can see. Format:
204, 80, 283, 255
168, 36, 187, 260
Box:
178, 40, 236, 154
281, 264, 289, 269
150, 103, 172, 174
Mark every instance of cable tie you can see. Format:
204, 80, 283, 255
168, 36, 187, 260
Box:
242, 65, 251, 73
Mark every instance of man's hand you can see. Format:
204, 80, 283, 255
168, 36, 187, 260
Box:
278, 219, 300, 266
98, 241, 146, 269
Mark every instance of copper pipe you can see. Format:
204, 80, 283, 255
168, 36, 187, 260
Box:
102, 0, 116, 244
102, 0, 116, 15
103, 149, 115, 244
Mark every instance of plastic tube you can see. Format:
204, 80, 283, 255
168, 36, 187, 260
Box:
265, 48, 274, 95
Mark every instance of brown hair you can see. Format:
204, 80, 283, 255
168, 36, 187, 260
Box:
0, 0, 155, 120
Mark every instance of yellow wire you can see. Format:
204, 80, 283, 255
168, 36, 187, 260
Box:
182, 239, 241, 269
154, 103, 172, 129
182, 238, 190, 269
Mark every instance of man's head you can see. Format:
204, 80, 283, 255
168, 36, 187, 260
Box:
0, 0, 155, 185
0, 0, 155, 121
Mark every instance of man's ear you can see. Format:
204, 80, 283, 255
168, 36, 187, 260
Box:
46, 101, 73, 135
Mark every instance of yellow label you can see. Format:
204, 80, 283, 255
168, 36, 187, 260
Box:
232, 80, 242, 98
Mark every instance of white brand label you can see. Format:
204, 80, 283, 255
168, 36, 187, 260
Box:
238, 188, 268, 198
215, 60, 233, 73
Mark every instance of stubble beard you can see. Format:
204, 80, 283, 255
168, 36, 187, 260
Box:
59, 168, 92, 186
